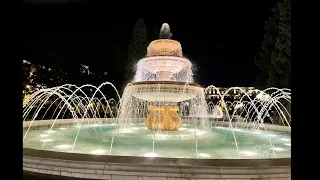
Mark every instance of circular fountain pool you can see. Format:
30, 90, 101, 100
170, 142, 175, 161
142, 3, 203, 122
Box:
23, 122, 291, 159
22, 23, 291, 179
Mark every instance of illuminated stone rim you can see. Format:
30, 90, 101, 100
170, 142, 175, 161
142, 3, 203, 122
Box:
24, 147, 290, 167
23, 148, 290, 179
23, 120, 291, 179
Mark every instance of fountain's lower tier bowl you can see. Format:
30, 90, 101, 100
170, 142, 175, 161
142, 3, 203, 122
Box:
125, 81, 203, 102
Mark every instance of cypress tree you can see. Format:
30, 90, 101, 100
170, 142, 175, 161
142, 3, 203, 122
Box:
125, 18, 148, 85
254, 0, 291, 89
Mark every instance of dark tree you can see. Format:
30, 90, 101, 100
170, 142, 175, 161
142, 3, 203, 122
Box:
23, 60, 68, 99
254, 0, 291, 89
125, 18, 148, 85
23, 60, 37, 97
254, 5, 280, 88
273, 0, 291, 88
79, 64, 96, 82
35, 65, 68, 87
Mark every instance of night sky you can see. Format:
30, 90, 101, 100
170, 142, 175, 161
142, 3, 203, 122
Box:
22, 1, 277, 91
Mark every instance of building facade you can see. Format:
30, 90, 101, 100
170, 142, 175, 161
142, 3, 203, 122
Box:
204, 87, 257, 101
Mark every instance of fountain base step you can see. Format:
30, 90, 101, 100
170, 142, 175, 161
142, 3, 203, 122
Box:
145, 105, 182, 131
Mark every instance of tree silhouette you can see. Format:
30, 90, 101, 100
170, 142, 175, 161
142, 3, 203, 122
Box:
254, 0, 291, 89
125, 18, 148, 85
23, 60, 68, 99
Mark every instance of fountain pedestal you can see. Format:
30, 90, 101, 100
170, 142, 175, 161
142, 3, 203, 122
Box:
145, 105, 182, 131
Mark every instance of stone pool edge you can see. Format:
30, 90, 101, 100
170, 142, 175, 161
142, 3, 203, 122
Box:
24, 148, 291, 180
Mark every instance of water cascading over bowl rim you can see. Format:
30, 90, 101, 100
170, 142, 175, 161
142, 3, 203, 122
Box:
136, 56, 192, 81
23, 120, 291, 179
137, 56, 192, 74
23, 22, 291, 179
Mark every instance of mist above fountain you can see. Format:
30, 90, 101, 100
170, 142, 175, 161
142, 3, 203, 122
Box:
119, 23, 206, 131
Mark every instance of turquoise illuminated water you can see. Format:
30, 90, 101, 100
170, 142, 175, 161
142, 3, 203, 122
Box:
23, 123, 291, 159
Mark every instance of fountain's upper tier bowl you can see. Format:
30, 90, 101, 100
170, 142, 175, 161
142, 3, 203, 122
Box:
137, 56, 191, 76
125, 81, 203, 102
146, 39, 183, 57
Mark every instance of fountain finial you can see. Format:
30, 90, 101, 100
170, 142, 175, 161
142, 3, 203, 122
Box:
159, 23, 172, 39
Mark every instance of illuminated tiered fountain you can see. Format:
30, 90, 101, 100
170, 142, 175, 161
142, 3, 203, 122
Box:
118, 23, 207, 131
22, 23, 291, 160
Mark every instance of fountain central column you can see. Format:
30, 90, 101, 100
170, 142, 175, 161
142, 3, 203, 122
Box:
145, 105, 182, 131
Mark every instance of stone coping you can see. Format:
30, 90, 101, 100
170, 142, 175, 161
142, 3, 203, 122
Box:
24, 171, 89, 180
23, 119, 83, 128
24, 148, 290, 167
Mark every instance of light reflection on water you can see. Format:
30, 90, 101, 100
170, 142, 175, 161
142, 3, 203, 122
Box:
23, 123, 291, 159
